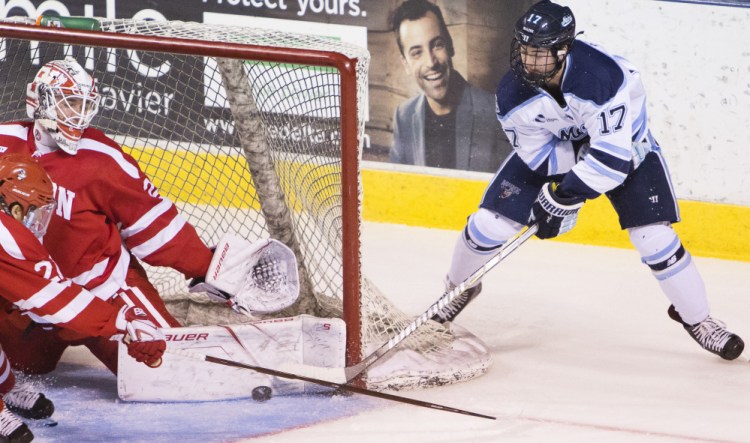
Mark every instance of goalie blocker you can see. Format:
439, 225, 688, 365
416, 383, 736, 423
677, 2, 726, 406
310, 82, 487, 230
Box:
189, 234, 300, 315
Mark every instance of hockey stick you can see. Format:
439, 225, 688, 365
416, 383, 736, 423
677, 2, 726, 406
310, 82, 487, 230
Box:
343, 224, 538, 382
184, 225, 537, 389
166, 348, 495, 420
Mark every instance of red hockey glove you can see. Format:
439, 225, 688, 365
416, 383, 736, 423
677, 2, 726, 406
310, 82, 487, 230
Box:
115, 305, 166, 368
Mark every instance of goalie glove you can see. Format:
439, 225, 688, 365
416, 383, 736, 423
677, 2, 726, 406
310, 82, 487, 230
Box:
115, 305, 166, 368
190, 233, 300, 315
529, 182, 585, 239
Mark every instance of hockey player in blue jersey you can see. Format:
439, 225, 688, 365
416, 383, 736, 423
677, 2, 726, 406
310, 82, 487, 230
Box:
434, 0, 744, 360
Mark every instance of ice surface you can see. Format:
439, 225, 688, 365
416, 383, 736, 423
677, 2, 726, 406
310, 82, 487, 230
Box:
30, 222, 750, 442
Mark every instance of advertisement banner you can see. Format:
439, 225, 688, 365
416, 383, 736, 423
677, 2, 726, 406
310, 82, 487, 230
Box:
0, 0, 524, 173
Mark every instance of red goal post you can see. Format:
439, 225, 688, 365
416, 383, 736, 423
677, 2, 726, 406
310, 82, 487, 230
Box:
0, 17, 364, 361
0, 17, 490, 390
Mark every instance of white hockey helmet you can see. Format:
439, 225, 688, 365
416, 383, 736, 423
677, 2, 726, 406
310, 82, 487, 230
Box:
26, 57, 100, 154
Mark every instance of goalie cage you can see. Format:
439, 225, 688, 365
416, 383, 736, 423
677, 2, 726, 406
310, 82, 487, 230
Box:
0, 16, 490, 390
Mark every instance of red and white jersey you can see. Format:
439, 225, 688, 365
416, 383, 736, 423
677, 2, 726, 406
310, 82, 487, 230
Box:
0, 212, 118, 336
0, 122, 212, 299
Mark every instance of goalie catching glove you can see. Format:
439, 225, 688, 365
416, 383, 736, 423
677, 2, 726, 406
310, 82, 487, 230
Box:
115, 305, 166, 368
189, 234, 300, 315
529, 182, 585, 239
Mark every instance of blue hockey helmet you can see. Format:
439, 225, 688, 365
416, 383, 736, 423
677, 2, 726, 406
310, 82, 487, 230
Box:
510, 0, 577, 87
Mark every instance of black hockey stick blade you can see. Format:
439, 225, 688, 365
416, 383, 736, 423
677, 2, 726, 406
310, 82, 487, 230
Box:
168, 349, 495, 420
344, 224, 538, 382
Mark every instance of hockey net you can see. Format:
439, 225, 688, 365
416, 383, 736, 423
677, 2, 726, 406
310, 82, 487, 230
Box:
0, 17, 490, 390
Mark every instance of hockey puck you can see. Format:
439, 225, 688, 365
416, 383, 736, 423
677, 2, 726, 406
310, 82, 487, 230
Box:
29, 418, 58, 428
252, 386, 272, 402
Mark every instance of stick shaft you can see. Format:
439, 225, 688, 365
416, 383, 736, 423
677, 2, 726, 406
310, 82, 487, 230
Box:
167, 348, 495, 420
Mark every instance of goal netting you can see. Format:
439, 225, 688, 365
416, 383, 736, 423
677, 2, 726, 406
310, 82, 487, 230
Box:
0, 16, 490, 390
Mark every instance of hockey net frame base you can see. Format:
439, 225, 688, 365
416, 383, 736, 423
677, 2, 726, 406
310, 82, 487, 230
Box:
0, 17, 490, 390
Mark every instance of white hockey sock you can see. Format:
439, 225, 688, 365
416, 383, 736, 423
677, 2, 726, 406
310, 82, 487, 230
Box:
628, 223, 709, 325
447, 209, 523, 285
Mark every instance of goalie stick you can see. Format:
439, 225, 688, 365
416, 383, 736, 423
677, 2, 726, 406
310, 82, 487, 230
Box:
167, 348, 495, 420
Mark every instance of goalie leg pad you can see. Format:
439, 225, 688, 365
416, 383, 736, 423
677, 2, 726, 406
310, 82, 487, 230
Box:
117, 315, 345, 402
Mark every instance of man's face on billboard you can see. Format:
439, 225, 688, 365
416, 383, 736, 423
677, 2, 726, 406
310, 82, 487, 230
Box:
399, 11, 453, 106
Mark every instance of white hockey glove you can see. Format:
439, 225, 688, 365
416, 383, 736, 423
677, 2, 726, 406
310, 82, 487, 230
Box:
529, 182, 585, 239
115, 305, 166, 368
189, 233, 300, 315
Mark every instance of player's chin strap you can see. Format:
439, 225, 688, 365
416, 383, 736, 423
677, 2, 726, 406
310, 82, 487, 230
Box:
342, 224, 538, 383
189, 234, 300, 315
166, 347, 495, 420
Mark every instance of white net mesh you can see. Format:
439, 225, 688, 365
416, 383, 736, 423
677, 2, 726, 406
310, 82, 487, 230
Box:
0, 17, 490, 389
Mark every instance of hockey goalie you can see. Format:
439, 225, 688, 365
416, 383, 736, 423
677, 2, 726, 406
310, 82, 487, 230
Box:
118, 233, 347, 401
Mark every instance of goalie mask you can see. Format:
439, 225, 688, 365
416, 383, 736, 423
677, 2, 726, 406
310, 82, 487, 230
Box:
26, 57, 100, 154
0, 155, 56, 238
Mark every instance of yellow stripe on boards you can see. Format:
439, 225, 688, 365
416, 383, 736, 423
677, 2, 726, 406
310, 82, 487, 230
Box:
361, 168, 750, 263
673, 200, 750, 262
126, 147, 260, 208
361, 168, 487, 229
122, 146, 750, 263
125, 147, 340, 213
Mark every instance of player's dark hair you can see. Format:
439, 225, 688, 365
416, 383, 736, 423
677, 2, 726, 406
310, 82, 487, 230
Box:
391, 0, 455, 58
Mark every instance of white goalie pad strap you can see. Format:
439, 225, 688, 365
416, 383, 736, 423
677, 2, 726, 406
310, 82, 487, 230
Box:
117, 315, 346, 402
206, 233, 300, 314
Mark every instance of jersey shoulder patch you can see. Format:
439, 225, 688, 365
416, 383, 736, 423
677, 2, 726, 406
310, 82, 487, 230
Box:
563, 41, 625, 106
495, 71, 540, 119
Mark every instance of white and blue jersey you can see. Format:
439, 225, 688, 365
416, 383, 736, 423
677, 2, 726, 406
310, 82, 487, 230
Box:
496, 40, 656, 200
481, 40, 678, 229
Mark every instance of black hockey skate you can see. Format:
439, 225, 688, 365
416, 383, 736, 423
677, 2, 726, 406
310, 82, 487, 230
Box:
0, 407, 33, 443
432, 283, 482, 324
668, 305, 744, 360
4, 383, 54, 420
